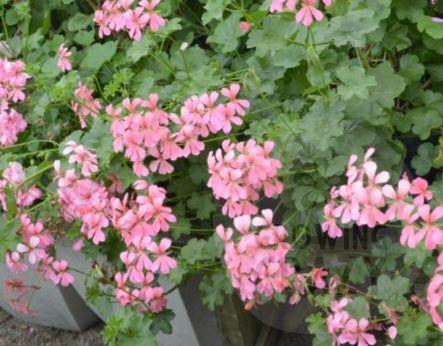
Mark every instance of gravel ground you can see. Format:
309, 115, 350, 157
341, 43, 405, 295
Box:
0, 308, 103, 346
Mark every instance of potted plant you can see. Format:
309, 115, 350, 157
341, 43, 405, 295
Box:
0, 1, 443, 345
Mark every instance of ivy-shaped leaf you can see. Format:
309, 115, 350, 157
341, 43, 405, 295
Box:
207, 13, 242, 53
411, 143, 439, 175
336, 65, 377, 100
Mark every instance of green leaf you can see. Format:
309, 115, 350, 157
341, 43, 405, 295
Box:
103, 310, 156, 346
348, 257, 370, 284
127, 35, 154, 63
67, 13, 92, 32
202, 0, 232, 24
368, 62, 406, 108
418, 16, 443, 39
168, 266, 186, 285
411, 109, 443, 140
336, 65, 377, 100
399, 54, 425, 84
391, 111, 412, 133
199, 271, 233, 310
40, 57, 59, 78
82, 119, 114, 167
371, 237, 403, 272
306, 313, 333, 346
274, 45, 305, 69
397, 312, 432, 345
247, 15, 296, 56
368, 274, 410, 307
299, 100, 346, 151
74, 30, 95, 47
403, 243, 430, 268
150, 309, 175, 335
81, 41, 118, 71
392, 0, 426, 23
180, 238, 207, 265
207, 13, 242, 53
411, 143, 439, 175
0, 216, 20, 259
186, 192, 215, 220
328, 9, 378, 47
344, 296, 370, 319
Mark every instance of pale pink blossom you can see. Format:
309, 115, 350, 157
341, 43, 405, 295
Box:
239, 21, 251, 32
57, 44, 72, 72
338, 318, 376, 346
410, 177, 433, 206
3, 162, 25, 185
51, 260, 75, 286
71, 82, 101, 128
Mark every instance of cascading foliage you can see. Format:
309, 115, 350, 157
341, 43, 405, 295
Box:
0, 0, 443, 345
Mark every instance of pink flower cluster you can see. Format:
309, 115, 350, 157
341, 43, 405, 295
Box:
0, 162, 41, 211
110, 84, 250, 177
62, 141, 99, 177
322, 148, 443, 330
207, 139, 283, 218
55, 160, 109, 245
109, 180, 176, 311
57, 44, 72, 73
0, 58, 29, 146
270, 0, 334, 26
56, 143, 176, 312
216, 210, 294, 308
94, 0, 166, 41
5, 214, 74, 314
71, 82, 102, 128
322, 148, 443, 250
327, 298, 378, 346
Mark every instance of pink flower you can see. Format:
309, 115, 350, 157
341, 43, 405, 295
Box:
399, 205, 420, 248
5, 251, 27, 273
139, 0, 167, 32
94, 0, 166, 40
216, 225, 233, 242
239, 21, 251, 32
218, 208, 295, 307
355, 187, 387, 228
427, 274, 443, 307
321, 202, 343, 238
146, 286, 167, 312
207, 139, 283, 218
311, 267, 328, 289
146, 238, 177, 274
71, 82, 101, 128
57, 44, 72, 72
269, 0, 297, 12
382, 176, 410, 221
51, 260, 75, 286
414, 205, 443, 250
4, 278, 27, 293
0, 109, 27, 147
17, 186, 41, 207
3, 162, 25, 185
16, 236, 45, 265
63, 141, 99, 177
387, 326, 397, 340
126, 8, 149, 41
338, 318, 376, 346
410, 177, 433, 206
295, 0, 324, 27
221, 83, 250, 116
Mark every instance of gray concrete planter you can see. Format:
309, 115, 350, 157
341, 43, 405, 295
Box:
0, 240, 100, 331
